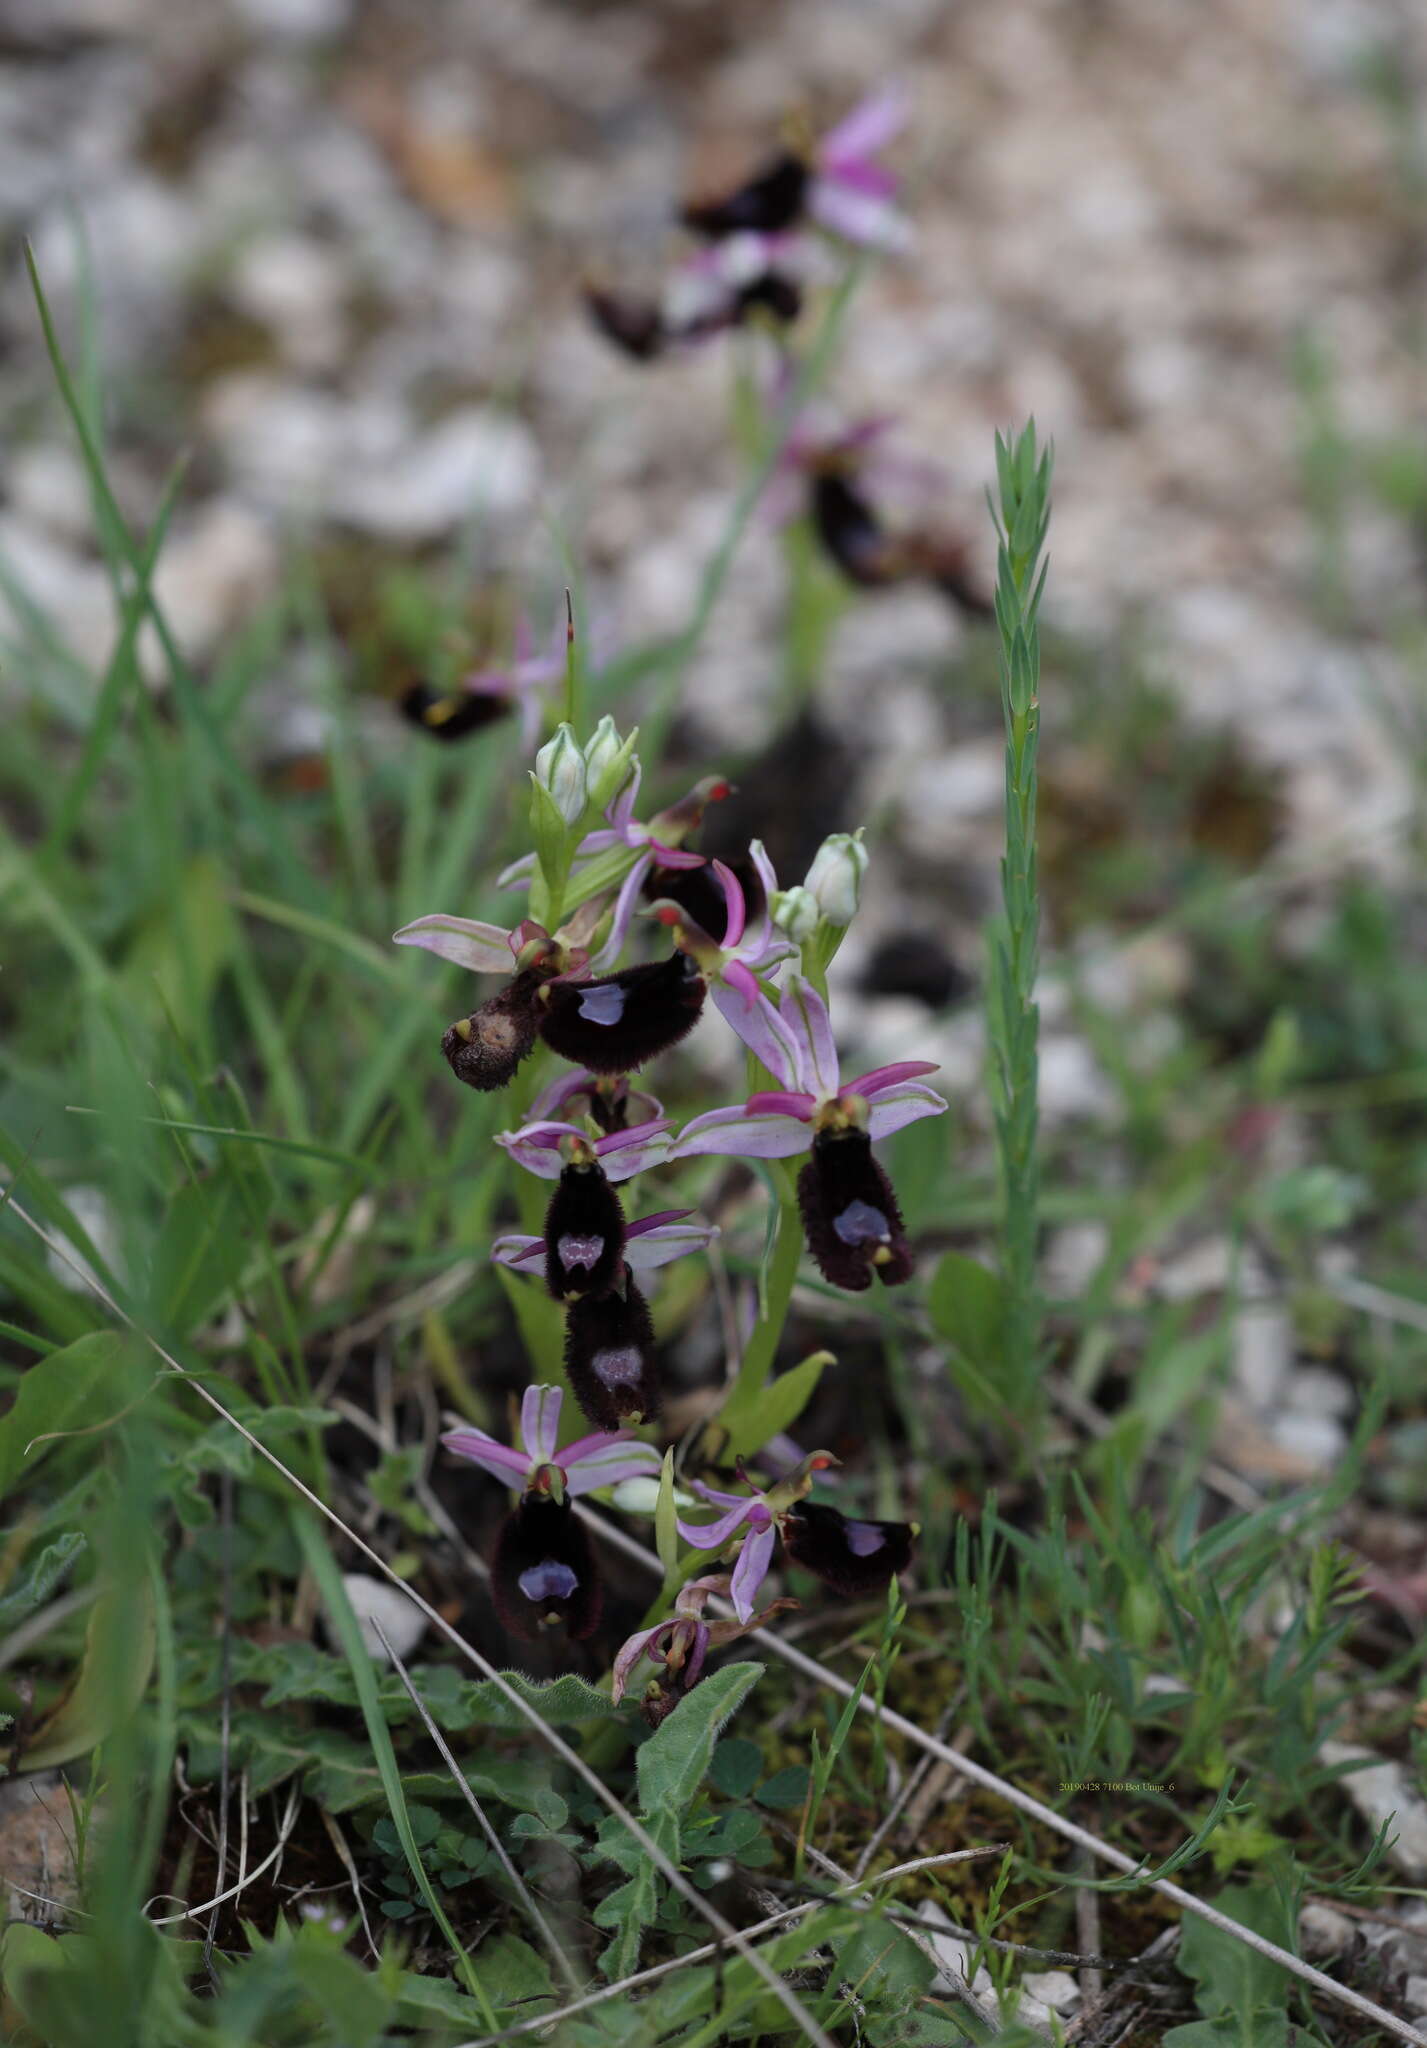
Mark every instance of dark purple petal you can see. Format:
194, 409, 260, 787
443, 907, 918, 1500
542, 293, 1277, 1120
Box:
491, 1494, 602, 1640
539, 954, 706, 1073
543, 1163, 627, 1301
796, 1128, 914, 1291
781, 1499, 916, 1595
682, 151, 810, 238
584, 286, 666, 360
563, 1277, 660, 1430
399, 681, 511, 742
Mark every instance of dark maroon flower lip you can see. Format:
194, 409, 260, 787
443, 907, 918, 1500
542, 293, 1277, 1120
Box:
542, 1161, 628, 1302
399, 681, 511, 742
796, 1126, 915, 1291
490, 1493, 601, 1640
538, 953, 706, 1075
563, 1276, 660, 1432
781, 1499, 917, 1595
441, 973, 544, 1093
681, 150, 810, 239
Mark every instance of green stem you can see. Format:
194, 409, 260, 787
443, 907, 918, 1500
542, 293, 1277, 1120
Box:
727, 1172, 802, 1409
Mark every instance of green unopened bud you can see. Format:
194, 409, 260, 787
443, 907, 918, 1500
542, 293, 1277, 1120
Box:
772, 885, 819, 944
534, 723, 587, 825
583, 717, 640, 811
803, 831, 868, 927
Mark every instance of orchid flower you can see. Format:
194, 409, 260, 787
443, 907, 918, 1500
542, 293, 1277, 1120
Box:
649, 850, 797, 1033
495, 1119, 673, 1184
400, 613, 564, 751
762, 401, 990, 616
676, 1455, 916, 1622
672, 974, 946, 1154
497, 1203, 715, 1430
442, 1383, 659, 1500
444, 1384, 661, 1643
525, 1067, 663, 1135
493, 1208, 716, 1278
670, 975, 947, 1289
807, 87, 913, 253
611, 1571, 797, 1723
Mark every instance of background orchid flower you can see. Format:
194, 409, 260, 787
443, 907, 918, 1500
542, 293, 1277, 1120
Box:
465, 612, 566, 751
678, 1460, 915, 1622
677, 1483, 779, 1623
398, 612, 564, 749
808, 86, 913, 252
442, 1383, 660, 1498
670, 974, 946, 1159
495, 1118, 672, 1183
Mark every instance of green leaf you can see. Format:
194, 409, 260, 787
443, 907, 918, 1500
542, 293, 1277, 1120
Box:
446, 1667, 623, 1731
709, 1736, 764, 1798
755, 1764, 811, 1809
470, 1931, 555, 2015
16, 1570, 156, 1770
927, 1251, 1006, 1373
149, 1163, 272, 1336
0, 1330, 140, 1498
636, 1662, 764, 1818
296, 1512, 492, 2025
122, 853, 236, 1039
0, 1529, 87, 1632
717, 1349, 834, 1461
1164, 1885, 1293, 2048
655, 1447, 679, 1577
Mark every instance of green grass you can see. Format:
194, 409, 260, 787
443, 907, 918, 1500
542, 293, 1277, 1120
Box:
2, 225, 1427, 2048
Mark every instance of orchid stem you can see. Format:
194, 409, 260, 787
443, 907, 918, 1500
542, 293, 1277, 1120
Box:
727, 1173, 802, 1407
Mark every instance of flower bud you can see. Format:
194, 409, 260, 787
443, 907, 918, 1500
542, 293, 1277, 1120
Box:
772, 885, 819, 945
583, 717, 639, 811
803, 832, 868, 927
533, 723, 587, 825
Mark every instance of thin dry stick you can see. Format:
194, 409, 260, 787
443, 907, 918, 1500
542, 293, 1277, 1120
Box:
578, 1504, 1427, 2048
147, 1783, 300, 1927
449, 1847, 1008, 2048
12, 1200, 836, 2048
372, 1618, 582, 1995
318, 1810, 380, 1962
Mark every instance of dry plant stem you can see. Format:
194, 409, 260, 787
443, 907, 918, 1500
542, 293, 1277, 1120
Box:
10, 1199, 837, 2048
371, 1618, 582, 1996
318, 1809, 380, 1962
449, 1848, 1008, 2048
576, 1503, 1427, 2048
146, 1783, 300, 1927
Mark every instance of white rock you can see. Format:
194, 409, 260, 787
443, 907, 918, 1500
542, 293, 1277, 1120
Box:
1231, 1302, 1293, 1412
1039, 1035, 1114, 1123
1022, 1968, 1080, 2011
1299, 1900, 1353, 1956
339, 1575, 427, 1665
228, 233, 348, 373
1321, 1744, 1427, 1880
1268, 1411, 1346, 1473
1287, 1365, 1354, 1418
231, 0, 351, 38
1406, 1974, 1427, 2014
147, 502, 279, 666
336, 410, 539, 542
1043, 1220, 1110, 1300
8, 444, 93, 541
910, 1901, 996, 2006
